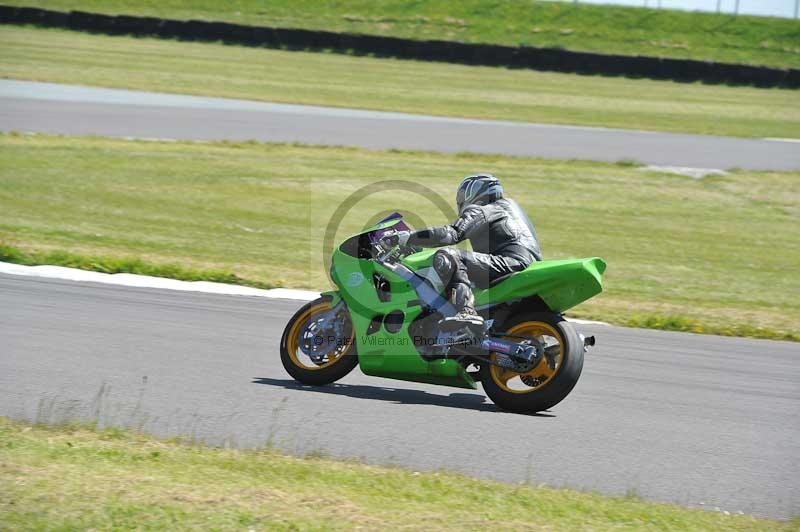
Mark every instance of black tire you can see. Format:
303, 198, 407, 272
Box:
280, 297, 358, 386
481, 312, 584, 414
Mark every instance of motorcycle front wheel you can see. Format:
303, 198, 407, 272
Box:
481, 312, 584, 414
280, 296, 358, 386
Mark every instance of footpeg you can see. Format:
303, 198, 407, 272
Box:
439, 315, 485, 334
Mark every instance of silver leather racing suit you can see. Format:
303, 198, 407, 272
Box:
408, 198, 542, 313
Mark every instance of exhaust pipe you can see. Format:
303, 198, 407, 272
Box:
581, 334, 596, 349
480, 337, 540, 364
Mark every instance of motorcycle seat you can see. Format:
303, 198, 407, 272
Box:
488, 271, 515, 287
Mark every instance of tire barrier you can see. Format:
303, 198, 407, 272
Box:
1, 5, 797, 88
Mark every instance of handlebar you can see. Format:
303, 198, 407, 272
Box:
374, 242, 401, 264
373, 230, 417, 264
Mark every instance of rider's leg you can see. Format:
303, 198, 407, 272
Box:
433, 248, 483, 328
458, 251, 528, 289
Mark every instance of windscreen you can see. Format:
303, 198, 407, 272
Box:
368, 217, 411, 246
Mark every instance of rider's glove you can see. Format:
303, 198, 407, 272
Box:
381, 231, 411, 249
396, 231, 411, 247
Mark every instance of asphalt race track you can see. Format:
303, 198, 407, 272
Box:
2, 77, 799, 519
1, 80, 799, 170
2, 274, 798, 519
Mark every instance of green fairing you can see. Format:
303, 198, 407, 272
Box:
331, 245, 477, 389
329, 218, 605, 389
399, 248, 606, 312
475, 257, 606, 311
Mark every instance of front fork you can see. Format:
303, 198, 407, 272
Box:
320, 290, 343, 307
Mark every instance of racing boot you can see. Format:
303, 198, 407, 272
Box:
439, 283, 484, 333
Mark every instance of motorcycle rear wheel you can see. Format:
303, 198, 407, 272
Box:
481, 312, 583, 414
280, 297, 358, 385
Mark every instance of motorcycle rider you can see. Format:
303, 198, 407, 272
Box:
385, 174, 542, 330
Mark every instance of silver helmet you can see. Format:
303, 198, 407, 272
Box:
456, 173, 504, 213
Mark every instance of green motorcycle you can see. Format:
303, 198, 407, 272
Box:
281, 213, 605, 413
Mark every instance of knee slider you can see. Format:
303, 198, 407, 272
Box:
433, 248, 457, 278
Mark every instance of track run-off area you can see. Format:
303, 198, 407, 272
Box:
1, 79, 799, 171
1, 273, 798, 519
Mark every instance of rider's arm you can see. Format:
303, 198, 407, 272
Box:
407, 206, 485, 247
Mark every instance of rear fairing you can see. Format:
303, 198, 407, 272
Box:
403, 250, 606, 313
474, 257, 606, 312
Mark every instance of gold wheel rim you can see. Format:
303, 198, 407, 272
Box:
287, 302, 354, 371
489, 321, 563, 394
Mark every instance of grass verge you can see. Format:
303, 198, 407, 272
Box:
1, 133, 798, 341
620, 314, 798, 342
0, 243, 274, 289
3, 0, 800, 68
1, 26, 799, 138
0, 417, 793, 530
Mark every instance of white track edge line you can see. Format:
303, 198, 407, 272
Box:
0, 261, 608, 324
763, 137, 800, 143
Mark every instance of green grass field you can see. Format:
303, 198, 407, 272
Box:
1, 133, 798, 340
2, 26, 799, 139
1, 418, 793, 530
5, 0, 800, 68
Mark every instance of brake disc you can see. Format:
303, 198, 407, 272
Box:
298, 311, 345, 361
520, 374, 545, 387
